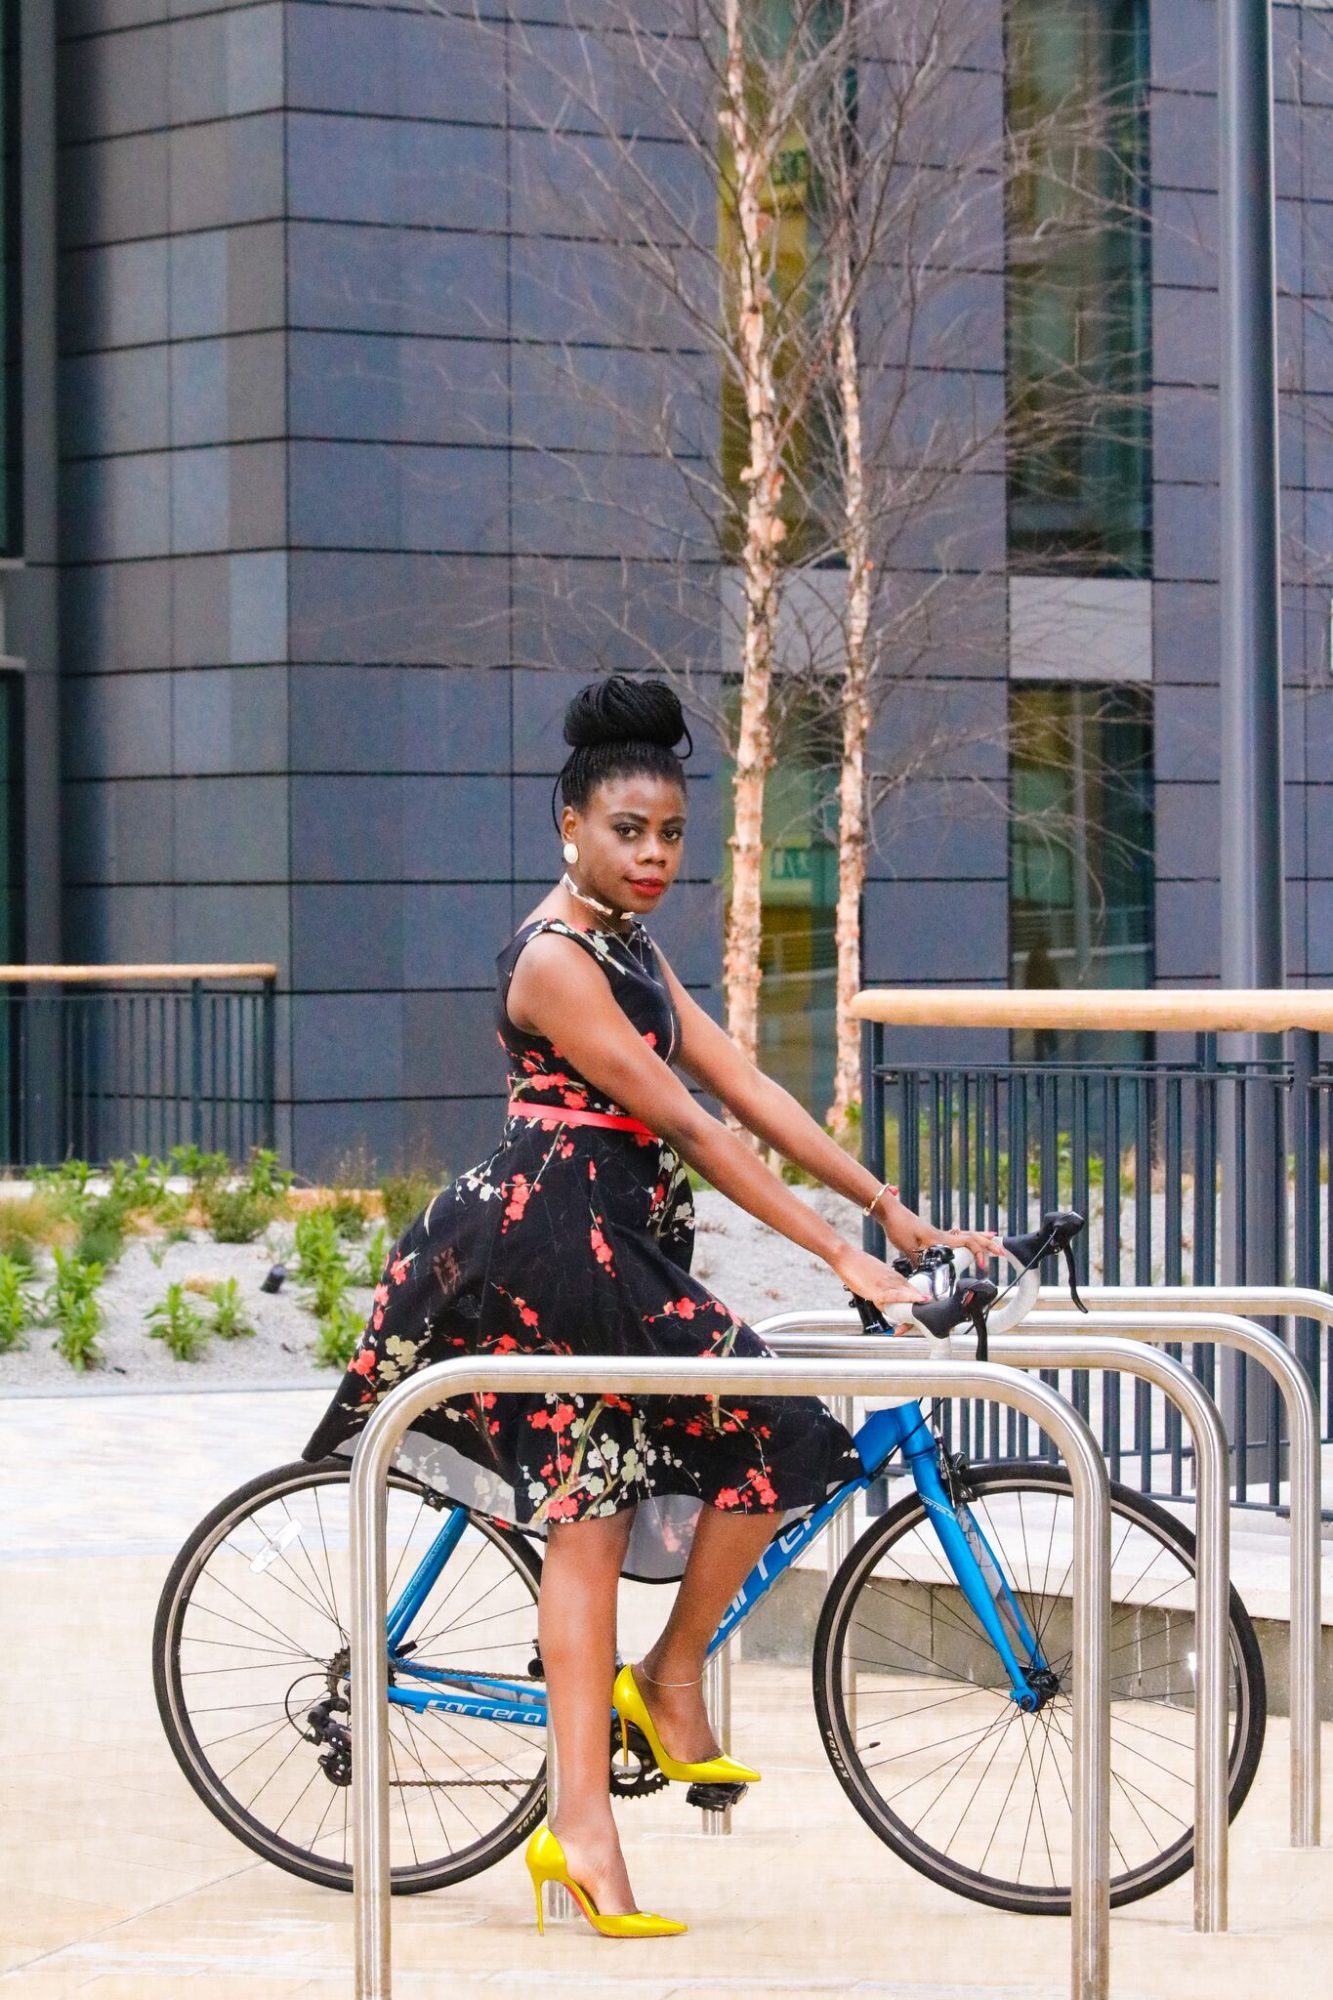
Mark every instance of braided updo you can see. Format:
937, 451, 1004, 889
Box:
553, 675, 692, 824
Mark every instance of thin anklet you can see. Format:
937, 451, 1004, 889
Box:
638, 1664, 704, 1688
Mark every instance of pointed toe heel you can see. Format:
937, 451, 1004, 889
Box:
524, 1825, 686, 1940
612, 1664, 762, 1787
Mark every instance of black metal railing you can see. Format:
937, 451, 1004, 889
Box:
862, 1020, 1331, 1509
2, 966, 277, 1167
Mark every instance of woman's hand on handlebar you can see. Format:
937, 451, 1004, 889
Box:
827, 1241, 923, 1312
895, 1217, 1003, 1268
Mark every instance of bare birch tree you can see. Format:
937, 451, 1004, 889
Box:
439, 0, 1151, 1123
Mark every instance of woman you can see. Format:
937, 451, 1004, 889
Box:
304, 675, 998, 1937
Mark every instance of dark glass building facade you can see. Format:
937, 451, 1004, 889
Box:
0, 0, 1327, 1170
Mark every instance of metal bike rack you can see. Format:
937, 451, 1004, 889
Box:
753, 1318, 1233, 1935
1030, 1301, 1323, 1852
349, 1354, 1113, 2000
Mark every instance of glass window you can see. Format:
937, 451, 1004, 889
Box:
1009, 682, 1153, 1055
723, 684, 839, 1111
1005, 0, 1150, 575
717, 5, 837, 564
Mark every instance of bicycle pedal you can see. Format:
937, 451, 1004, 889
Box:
685, 1779, 748, 1811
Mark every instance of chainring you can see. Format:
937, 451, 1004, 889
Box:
608, 1718, 669, 1799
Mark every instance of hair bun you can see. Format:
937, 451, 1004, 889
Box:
563, 675, 688, 755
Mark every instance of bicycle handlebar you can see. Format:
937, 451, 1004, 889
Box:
849, 1210, 1087, 1360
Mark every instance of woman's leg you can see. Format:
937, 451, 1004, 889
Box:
539, 1508, 638, 1914
638, 1504, 780, 1762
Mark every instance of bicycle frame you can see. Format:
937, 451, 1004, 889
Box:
380, 1397, 1050, 1724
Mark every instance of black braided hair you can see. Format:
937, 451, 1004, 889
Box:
550, 675, 692, 830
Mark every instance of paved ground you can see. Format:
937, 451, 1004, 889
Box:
2, 1387, 1331, 1999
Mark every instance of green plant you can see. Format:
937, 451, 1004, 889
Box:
107, 1153, 174, 1215
379, 1166, 441, 1239
356, 1224, 391, 1288
73, 1193, 131, 1268
0, 1253, 34, 1351
43, 1250, 105, 1371
312, 1298, 364, 1370
168, 1144, 231, 1193
294, 1209, 351, 1317
203, 1185, 274, 1244
328, 1190, 371, 1238
245, 1148, 295, 1201
54, 1296, 104, 1371
147, 1281, 209, 1361
208, 1277, 256, 1341
32, 1159, 94, 1201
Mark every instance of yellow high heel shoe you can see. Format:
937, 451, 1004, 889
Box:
612, 1663, 762, 1786
525, 1824, 686, 1938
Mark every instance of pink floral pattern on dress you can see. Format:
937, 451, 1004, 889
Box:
303, 917, 862, 1575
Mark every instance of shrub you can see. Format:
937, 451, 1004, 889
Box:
328, 1190, 371, 1238
0, 1254, 34, 1351
32, 1159, 93, 1203
55, 1297, 104, 1371
168, 1144, 230, 1195
357, 1224, 391, 1289
312, 1298, 365, 1371
0, 1190, 65, 1263
208, 1277, 256, 1341
44, 1250, 105, 1371
294, 1209, 351, 1317
379, 1167, 440, 1240
73, 1193, 131, 1268
245, 1148, 295, 1202
107, 1154, 174, 1216
203, 1186, 274, 1244
147, 1282, 209, 1362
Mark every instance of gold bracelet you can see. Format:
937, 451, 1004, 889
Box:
862, 1179, 899, 1218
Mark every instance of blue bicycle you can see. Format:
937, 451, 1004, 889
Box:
154, 1214, 1265, 1915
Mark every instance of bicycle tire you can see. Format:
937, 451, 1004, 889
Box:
153, 1458, 547, 1894
812, 1463, 1266, 1914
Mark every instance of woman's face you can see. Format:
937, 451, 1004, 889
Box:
562, 772, 687, 917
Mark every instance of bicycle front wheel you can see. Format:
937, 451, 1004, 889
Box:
153, 1459, 547, 1894
813, 1464, 1266, 1913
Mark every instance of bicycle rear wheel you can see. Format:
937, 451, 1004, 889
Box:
153, 1459, 547, 1893
813, 1463, 1265, 1913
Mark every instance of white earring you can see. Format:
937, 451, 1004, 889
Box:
562, 840, 579, 865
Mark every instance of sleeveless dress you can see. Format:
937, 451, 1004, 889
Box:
303, 916, 863, 1581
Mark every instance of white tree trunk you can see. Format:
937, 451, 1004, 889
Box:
721, 0, 783, 1073
828, 220, 872, 1138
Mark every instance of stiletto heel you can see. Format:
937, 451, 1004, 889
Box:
612, 1664, 761, 1786
524, 1824, 686, 1939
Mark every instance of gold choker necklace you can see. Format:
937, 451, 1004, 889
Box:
560, 871, 635, 931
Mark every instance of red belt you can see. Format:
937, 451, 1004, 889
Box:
507, 1099, 658, 1141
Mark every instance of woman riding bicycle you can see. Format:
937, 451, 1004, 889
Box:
303, 673, 999, 1935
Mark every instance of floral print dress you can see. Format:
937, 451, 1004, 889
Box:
303, 916, 863, 1580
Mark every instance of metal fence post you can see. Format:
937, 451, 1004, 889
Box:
349, 1355, 1112, 2000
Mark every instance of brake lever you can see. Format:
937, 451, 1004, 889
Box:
1062, 1238, 1089, 1314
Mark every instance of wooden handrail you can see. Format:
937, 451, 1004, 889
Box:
0, 964, 278, 985
852, 987, 1333, 1033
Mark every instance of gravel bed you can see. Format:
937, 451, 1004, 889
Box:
0, 1187, 864, 1398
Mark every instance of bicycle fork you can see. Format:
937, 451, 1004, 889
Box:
891, 1409, 1053, 1712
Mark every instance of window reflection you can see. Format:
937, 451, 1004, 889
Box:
1006, 0, 1151, 575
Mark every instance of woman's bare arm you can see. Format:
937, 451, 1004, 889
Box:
506, 932, 918, 1308
655, 950, 999, 1267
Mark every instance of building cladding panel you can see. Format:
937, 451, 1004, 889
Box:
39, 0, 1333, 1174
